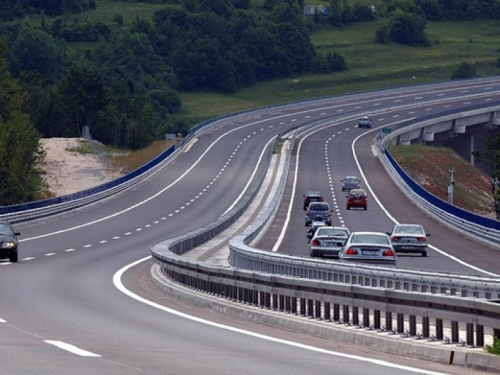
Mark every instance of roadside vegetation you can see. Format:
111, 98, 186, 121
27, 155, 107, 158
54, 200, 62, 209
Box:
389, 144, 494, 215
2, 0, 500, 205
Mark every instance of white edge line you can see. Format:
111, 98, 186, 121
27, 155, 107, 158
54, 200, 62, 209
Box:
113, 257, 450, 375
352, 126, 499, 277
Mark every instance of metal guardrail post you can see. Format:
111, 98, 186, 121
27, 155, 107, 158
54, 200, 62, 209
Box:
476, 324, 484, 347
451, 321, 460, 343
386, 311, 393, 331
422, 317, 430, 338
300, 298, 306, 316
363, 308, 370, 328
324, 302, 331, 321
352, 306, 359, 326
436, 319, 444, 340
409, 315, 417, 336
374, 310, 381, 330
313, 301, 320, 319
343, 305, 350, 324
291, 297, 297, 314
397, 313, 405, 334
466, 323, 474, 346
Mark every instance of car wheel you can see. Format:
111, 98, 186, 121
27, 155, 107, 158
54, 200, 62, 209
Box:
305, 222, 309, 227
346, 205, 350, 210
9, 251, 18, 263
364, 206, 367, 210
421, 252, 427, 257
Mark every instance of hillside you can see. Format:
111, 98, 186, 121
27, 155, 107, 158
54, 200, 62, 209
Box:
389, 144, 495, 217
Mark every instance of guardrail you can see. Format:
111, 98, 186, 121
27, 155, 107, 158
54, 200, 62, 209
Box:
0, 144, 176, 223
156, 256, 500, 348
375, 102, 500, 248
153, 101, 500, 296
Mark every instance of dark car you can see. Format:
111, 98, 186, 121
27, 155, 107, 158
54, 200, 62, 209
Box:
303, 191, 324, 210
358, 116, 372, 128
346, 189, 368, 210
341, 176, 361, 192
0, 221, 20, 263
387, 224, 430, 257
305, 202, 332, 226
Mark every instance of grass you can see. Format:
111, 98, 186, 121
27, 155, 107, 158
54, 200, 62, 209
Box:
108, 139, 179, 173
66, 139, 95, 154
388, 144, 494, 213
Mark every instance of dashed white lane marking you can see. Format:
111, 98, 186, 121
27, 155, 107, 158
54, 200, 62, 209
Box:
22, 257, 35, 260
0, 318, 6, 323
44, 340, 101, 357
45, 253, 56, 257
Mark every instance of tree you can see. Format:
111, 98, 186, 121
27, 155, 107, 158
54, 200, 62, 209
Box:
388, 9, 429, 46
472, 134, 500, 219
451, 62, 478, 80
58, 63, 108, 137
10, 20, 65, 79
0, 38, 44, 205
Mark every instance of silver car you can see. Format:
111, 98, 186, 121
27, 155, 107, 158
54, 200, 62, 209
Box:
358, 116, 372, 128
310, 226, 350, 258
387, 224, 430, 257
339, 231, 397, 263
341, 176, 360, 191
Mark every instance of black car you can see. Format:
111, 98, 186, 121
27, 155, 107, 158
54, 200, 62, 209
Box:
305, 202, 332, 226
302, 191, 324, 210
0, 221, 20, 263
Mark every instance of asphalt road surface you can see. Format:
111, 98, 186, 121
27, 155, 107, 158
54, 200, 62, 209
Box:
2, 79, 500, 374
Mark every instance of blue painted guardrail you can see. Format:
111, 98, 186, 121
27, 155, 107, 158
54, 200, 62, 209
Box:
0, 144, 176, 216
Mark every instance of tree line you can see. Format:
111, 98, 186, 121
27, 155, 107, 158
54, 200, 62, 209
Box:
2, 0, 500, 205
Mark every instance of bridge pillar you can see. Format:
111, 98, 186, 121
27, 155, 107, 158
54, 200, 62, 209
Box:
453, 119, 466, 134
491, 111, 500, 126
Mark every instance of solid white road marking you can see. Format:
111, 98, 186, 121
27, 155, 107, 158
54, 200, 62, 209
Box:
44, 340, 101, 357
113, 258, 450, 375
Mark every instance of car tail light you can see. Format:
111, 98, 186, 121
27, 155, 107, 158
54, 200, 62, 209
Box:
417, 237, 427, 242
382, 250, 395, 257
328, 210, 332, 215
391, 236, 400, 241
311, 240, 320, 246
345, 248, 358, 255
320, 197, 324, 202
306, 210, 310, 215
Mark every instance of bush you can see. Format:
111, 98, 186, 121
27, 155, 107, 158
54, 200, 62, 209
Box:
485, 335, 500, 355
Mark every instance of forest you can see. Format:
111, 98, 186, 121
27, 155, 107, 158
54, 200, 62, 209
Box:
2, 0, 500, 205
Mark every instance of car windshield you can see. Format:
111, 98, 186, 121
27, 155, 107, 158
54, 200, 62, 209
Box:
0, 223, 13, 235
317, 228, 348, 237
395, 226, 424, 235
351, 234, 390, 245
350, 193, 365, 198
310, 204, 327, 211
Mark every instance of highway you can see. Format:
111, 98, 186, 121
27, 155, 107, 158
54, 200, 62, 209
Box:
2, 79, 500, 374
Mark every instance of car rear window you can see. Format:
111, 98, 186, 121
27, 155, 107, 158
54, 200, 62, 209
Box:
352, 234, 390, 245
395, 226, 424, 235
310, 204, 328, 211
318, 228, 348, 237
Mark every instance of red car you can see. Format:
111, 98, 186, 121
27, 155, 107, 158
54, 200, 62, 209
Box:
346, 189, 368, 210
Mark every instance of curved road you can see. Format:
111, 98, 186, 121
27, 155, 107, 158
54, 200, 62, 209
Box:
1, 79, 500, 374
